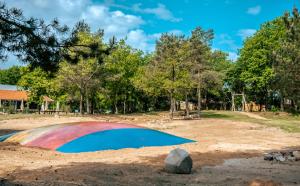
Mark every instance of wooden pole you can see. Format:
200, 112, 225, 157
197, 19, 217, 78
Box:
242, 92, 247, 112
45, 101, 48, 111
231, 93, 235, 111
21, 100, 24, 111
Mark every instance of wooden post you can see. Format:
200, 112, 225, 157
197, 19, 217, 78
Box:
242, 93, 245, 112
197, 87, 201, 117
45, 101, 49, 111
21, 100, 24, 111
231, 93, 235, 111
55, 101, 60, 117
242, 92, 247, 112
41, 102, 45, 111
185, 92, 189, 117
56, 101, 60, 111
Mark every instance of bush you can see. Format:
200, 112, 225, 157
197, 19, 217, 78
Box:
7, 105, 16, 114
271, 105, 279, 112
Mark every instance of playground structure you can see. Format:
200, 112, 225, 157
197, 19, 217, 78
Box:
231, 92, 266, 112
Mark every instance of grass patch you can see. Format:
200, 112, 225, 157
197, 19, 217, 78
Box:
201, 110, 300, 133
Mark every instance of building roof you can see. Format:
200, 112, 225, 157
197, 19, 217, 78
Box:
0, 84, 18, 91
43, 96, 54, 102
0, 90, 28, 101
0, 90, 54, 102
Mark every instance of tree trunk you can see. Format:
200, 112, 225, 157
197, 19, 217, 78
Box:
242, 92, 246, 112
280, 96, 284, 112
185, 91, 189, 117
91, 98, 94, 114
205, 92, 208, 110
86, 97, 90, 114
231, 93, 235, 111
80, 92, 83, 115
293, 99, 298, 112
197, 87, 201, 118
123, 101, 126, 114
170, 92, 174, 119
114, 101, 118, 114
264, 89, 269, 111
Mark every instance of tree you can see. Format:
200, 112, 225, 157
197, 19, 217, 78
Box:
274, 7, 300, 111
153, 34, 186, 119
0, 66, 27, 85
229, 18, 286, 110
0, 2, 68, 71
135, 34, 194, 119
56, 58, 100, 115
18, 68, 52, 108
57, 25, 107, 114
103, 40, 145, 114
0, 4, 107, 72
63, 21, 108, 65
203, 50, 232, 110
188, 27, 214, 117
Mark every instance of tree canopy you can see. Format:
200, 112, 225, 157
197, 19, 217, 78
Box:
1, 3, 300, 115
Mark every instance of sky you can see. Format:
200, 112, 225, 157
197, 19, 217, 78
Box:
1, 0, 298, 68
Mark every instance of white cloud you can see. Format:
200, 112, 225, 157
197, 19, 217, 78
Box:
81, 5, 143, 39
228, 52, 238, 61
126, 29, 182, 52
2, 0, 151, 68
132, 3, 182, 22
2, 1, 182, 68
238, 29, 256, 40
168, 29, 183, 35
5, 0, 144, 40
126, 29, 154, 52
218, 34, 239, 51
247, 5, 261, 15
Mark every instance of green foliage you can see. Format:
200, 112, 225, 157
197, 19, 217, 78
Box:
273, 7, 300, 110
5, 3, 300, 116
0, 66, 27, 85
0, 2, 68, 71
228, 17, 287, 106
56, 58, 100, 114
18, 68, 52, 105
103, 40, 146, 113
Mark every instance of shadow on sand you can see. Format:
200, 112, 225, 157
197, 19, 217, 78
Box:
1, 146, 299, 186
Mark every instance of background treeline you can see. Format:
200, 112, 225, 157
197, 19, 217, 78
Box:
1, 3, 300, 117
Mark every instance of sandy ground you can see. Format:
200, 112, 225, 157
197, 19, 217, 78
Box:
0, 113, 300, 186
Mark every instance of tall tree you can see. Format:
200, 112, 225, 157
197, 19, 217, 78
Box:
103, 40, 145, 114
189, 27, 214, 117
58, 25, 107, 114
230, 18, 286, 110
274, 7, 300, 111
0, 2, 68, 71
153, 34, 185, 119
56, 58, 100, 115
0, 4, 108, 72
18, 68, 52, 108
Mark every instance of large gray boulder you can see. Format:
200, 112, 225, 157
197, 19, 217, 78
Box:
164, 148, 193, 174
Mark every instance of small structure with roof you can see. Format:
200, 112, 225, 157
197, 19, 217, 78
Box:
0, 84, 54, 112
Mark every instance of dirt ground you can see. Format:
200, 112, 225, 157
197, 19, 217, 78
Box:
0, 112, 300, 186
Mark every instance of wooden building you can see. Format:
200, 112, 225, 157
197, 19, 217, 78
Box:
0, 84, 54, 112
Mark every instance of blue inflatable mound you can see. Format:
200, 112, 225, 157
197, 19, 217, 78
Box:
57, 128, 195, 153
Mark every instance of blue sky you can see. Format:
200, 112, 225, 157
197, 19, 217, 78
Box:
1, 0, 298, 68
